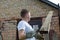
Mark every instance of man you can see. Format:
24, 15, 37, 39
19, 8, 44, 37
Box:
17, 9, 36, 40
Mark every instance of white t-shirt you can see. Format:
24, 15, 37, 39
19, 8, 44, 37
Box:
17, 20, 36, 40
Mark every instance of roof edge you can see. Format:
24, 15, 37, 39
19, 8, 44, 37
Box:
39, 0, 60, 9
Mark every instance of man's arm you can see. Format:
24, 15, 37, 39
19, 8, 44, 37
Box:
18, 29, 26, 40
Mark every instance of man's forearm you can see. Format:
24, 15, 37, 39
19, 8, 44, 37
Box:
19, 29, 26, 40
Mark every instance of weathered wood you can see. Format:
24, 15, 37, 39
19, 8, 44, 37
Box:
40, 11, 54, 32
0, 17, 20, 21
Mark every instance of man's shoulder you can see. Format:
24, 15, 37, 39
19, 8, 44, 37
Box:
17, 20, 26, 27
19, 20, 26, 24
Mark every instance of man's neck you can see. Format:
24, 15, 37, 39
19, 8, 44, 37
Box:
22, 18, 28, 22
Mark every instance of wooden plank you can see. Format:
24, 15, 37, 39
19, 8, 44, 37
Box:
0, 17, 20, 21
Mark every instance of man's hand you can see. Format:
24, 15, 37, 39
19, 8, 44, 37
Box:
35, 32, 44, 39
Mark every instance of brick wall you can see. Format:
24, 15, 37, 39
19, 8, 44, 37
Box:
0, 0, 58, 18
51, 17, 60, 40
1, 20, 17, 40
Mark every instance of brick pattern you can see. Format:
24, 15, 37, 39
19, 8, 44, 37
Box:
1, 20, 17, 40
0, 0, 58, 18
52, 17, 60, 40
51, 17, 59, 35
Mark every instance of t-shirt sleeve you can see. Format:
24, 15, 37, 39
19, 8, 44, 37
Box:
17, 22, 25, 31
